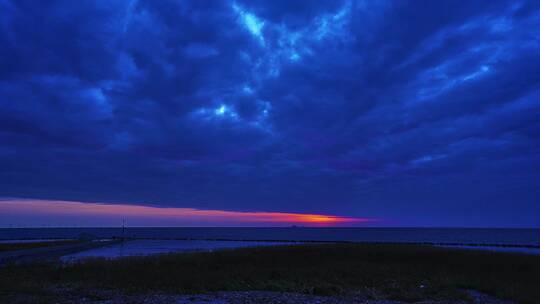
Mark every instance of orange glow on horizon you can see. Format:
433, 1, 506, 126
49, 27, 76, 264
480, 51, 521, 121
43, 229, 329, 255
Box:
0, 198, 374, 227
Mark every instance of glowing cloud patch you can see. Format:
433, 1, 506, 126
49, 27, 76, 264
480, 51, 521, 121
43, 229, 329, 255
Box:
233, 4, 265, 44
462, 65, 491, 82
242, 85, 254, 95
193, 104, 239, 121
231, 1, 353, 80
0, 199, 374, 227
411, 154, 447, 165
289, 52, 300, 61
215, 104, 227, 115
312, 1, 351, 41
415, 63, 493, 101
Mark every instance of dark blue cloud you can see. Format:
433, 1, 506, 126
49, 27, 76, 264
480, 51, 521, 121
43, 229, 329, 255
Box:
1, 0, 539, 226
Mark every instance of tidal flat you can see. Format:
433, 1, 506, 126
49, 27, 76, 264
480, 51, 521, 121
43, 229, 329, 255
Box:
1, 243, 539, 303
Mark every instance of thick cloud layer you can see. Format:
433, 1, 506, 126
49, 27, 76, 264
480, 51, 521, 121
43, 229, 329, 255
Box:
1, 0, 539, 226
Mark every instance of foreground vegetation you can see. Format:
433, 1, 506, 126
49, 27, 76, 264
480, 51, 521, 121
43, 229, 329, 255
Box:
1, 243, 539, 303
0, 240, 77, 252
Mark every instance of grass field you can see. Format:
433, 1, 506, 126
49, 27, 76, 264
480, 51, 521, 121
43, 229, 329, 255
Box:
1, 243, 539, 303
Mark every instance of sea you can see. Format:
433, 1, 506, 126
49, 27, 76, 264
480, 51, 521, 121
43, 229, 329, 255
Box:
2, 228, 540, 259
1, 227, 539, 246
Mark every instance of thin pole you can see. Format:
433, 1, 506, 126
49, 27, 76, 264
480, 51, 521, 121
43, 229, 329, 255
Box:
122, 218, 126, 242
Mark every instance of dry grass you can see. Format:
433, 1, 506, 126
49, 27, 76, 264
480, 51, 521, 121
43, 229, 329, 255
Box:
1, 243, 539, 303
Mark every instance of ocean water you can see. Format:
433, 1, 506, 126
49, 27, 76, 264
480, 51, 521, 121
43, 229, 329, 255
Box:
62, 240, 297, 261
439, 245, 540, 255
1, 227, 539, 246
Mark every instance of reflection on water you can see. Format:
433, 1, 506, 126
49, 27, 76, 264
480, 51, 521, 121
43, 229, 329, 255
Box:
60, 239, 540, 262
62, 240, 297, 261
440, 245, 540, 255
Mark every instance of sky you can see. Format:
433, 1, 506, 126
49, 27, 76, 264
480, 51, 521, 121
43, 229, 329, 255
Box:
0, 0, 539, 227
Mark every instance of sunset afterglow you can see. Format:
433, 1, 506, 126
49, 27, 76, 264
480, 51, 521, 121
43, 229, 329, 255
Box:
0, 199, 372, 227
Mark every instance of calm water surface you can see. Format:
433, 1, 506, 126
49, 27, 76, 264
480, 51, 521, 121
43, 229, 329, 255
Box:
61, 240, 296, 261
1, 227, 539, 245
2, 228, 540, 257
440, 245, 540, 255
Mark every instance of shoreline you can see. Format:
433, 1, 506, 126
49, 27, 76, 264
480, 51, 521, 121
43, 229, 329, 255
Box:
1, 237, 539, 249
2, 227, 539, 249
